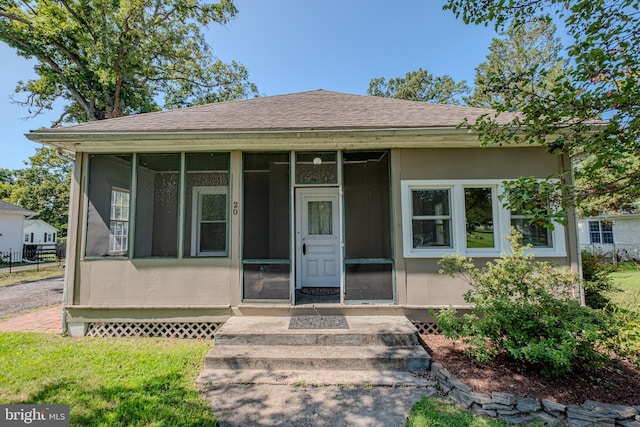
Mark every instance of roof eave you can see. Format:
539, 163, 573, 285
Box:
26, 126, 525, 153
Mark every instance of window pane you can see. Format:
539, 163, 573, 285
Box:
308, 201, 332, 235
183, 153, 229, 257
295, 152, 337, 184
135, 154, 180, 257
511, 218, 552, 248
201, 194, 226, 222
200, 222, 226, 252
465, 187, 495, 248
412, 190, 450, 216
412, 219, 452, 247
243, 153, 290, 260
86, 155, 132, 257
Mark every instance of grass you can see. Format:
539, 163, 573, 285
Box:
407, 397, 544, 427
466, 230, 495, 248
609, 262, 640, 312
0, 333, 217, 426
0, 266, 65, 287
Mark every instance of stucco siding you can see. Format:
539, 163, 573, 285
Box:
77, 259, 232, 307
397, 147, 561, 180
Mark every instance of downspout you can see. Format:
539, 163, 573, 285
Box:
55, 147, 76, 335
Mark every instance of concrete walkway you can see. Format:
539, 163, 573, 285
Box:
202, 383, 437, 427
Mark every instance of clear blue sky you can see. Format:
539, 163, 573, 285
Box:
0, 0, 500, 171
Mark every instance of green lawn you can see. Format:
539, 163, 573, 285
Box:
609, 262, 640, 312
0, 333, 216, 426
0, 266, 65, 287
466, 230, 495, 248
407, 397, 544, 427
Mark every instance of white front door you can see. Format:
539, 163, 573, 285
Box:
295, 188, 340, 288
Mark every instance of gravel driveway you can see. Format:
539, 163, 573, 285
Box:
0, 277, 64, 317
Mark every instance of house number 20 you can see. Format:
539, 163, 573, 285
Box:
232, 201, 238, 215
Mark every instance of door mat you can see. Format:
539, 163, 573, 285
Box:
299, 287, 340, 296
289, 315, 349, 330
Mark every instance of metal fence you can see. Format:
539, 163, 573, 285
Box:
0, 244, 66, 273
580, 243, 640, 265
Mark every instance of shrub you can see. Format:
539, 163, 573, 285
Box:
434, 230, 610, 377
581, 250, 615, 309
600, 294, 640, 367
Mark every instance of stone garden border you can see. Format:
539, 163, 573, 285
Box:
431, 362, 640, 426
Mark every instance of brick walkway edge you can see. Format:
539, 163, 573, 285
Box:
0, 305, 62, 333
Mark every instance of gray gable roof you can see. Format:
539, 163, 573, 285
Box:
33, 90, 517, 134
0, 200, 35, 216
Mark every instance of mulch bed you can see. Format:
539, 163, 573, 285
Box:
420, 333, 640, 406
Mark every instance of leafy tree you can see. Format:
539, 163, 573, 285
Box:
0, 168, 13, 199
443, 0, 640, 218
466, 18, 565, 108
7, 147, 71, 235
0, 0, 258, 124
367, 68, 471, 104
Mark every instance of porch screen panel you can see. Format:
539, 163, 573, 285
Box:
134, 154, 180, 257
345, 263, 393, 300
343, 151, 393, 302
242, 153, 290, 300
183, 153, 230, 257
85, 155, 132, 257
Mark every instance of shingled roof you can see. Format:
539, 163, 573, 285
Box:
0, 200, 35, 216
32, 90, 517, 134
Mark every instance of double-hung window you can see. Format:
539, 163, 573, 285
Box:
402, 180, 566, 257
589, 220, 614, 244
411, 189, 452, 248
109, 188, 130, 255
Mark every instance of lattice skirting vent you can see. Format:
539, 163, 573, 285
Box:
86, 322, 222, 339
411, 321, 442, 335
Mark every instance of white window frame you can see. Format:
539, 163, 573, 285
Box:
109, 187, 130, 256
588, 220, 614, 244
401, 180, 566, 258
190, 186, 228, 256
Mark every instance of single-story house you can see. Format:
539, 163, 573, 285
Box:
26, 90, 581, 337
579, 212, 640, 261
0, 200, 35, 263
23, 219, 59, 246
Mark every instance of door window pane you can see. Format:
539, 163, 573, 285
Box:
308, 201, 332, 235
134, 154, 180, 257
464, 187, 495, 249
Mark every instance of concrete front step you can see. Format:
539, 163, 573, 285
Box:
204, 344, 432, 371
202, 315, 432, 386
198, 368, 436, 387
213, 315, 421, 347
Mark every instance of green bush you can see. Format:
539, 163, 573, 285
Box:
434, 230, 611, 377
600, 295, 640, 367
581, 250, 615, 309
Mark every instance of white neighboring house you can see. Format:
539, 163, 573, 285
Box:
23, 219, 59, 247
0, 200, 35, 263
579, 212, 640, 261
